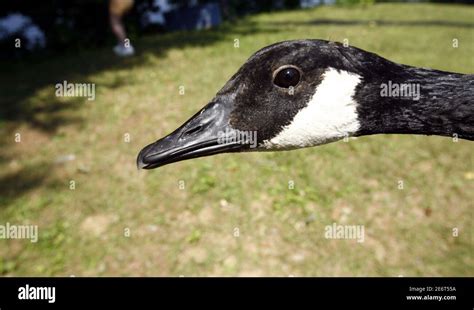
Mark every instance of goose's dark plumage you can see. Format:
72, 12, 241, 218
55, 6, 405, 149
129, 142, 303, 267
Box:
137, 39, 473, 169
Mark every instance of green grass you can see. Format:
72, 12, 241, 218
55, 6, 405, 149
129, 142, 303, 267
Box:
0, 3, 473, 276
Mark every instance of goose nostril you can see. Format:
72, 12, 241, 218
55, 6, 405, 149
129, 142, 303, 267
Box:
183, 125, 203, 136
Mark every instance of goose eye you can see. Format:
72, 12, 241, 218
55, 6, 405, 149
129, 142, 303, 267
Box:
273, 67, 301, 88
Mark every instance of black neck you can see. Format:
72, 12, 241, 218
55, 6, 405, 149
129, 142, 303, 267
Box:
355, 66, 474, 141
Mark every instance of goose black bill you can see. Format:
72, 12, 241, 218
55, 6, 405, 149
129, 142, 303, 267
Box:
137, 101, 247, 169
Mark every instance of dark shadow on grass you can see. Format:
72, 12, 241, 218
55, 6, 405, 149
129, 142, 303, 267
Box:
1, 95, 85, 134
0, 164, 56, 207
266, 18, 474, 28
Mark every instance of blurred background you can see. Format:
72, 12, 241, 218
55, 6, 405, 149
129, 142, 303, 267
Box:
0, 0, 473, 276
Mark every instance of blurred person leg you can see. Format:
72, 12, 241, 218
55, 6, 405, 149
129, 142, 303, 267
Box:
109, 0, 135, 57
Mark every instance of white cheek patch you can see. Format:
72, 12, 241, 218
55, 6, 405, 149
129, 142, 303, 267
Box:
263, 67, 361, 149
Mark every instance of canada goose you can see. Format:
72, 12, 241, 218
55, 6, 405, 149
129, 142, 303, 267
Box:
137, 39, 473, 169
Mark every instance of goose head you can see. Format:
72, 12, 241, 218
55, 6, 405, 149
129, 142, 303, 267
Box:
137, 39, 473, 169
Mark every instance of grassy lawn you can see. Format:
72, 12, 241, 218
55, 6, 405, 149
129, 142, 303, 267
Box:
0, 3, 473, 276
